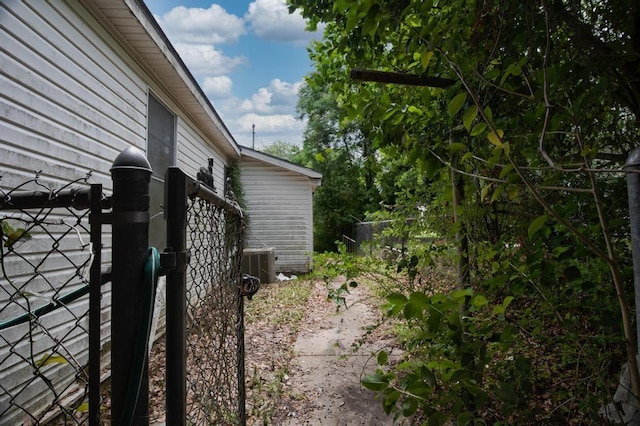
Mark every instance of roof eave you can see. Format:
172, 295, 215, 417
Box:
240, 147, 323, 180
84, 0, 240, 159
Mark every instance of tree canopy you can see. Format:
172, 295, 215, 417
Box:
287, 0, 640, 422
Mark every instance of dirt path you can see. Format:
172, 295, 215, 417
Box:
275, 279, 401, 425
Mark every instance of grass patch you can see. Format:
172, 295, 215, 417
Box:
244, 278, 314, 425
244, 278, 313, 330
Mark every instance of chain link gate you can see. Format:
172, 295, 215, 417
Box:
162, 166, 249, 425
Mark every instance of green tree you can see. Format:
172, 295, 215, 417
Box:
259, 140, 301, 162
296, 79, 381, 252
289, 0, 640, 421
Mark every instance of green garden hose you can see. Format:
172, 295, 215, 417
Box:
119, 247, 160, 426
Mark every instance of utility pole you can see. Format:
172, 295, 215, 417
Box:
252, 124, 255, 149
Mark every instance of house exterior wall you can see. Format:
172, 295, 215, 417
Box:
0, 1, 232, 422
240, 157, 315, 273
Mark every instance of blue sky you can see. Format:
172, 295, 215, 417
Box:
144, 0, 323, 148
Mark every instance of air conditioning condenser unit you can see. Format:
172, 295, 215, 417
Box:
242, 247, 276, 284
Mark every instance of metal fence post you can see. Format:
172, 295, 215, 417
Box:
625, 146, 640, 355
165, 167, 187, 425
88, 184, 103, 426
110, 146, 152, 425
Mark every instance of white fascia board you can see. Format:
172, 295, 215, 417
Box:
240, 147, 323, 183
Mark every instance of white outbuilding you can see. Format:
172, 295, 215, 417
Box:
240, 147, 322, 279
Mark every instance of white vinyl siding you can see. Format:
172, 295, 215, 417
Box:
177, 119, 226, 191
241, 157, 315, 273
0, 2, 146, 422
0, 0, 236, 423
0, 0, 147, 190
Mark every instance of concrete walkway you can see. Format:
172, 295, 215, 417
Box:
281, 281, 401, 425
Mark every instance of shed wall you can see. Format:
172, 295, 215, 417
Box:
240, 157, 314, 273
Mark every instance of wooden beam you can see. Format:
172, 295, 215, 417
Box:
350, 68, 455, 88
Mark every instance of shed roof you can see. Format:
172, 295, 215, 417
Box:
84, 0, 240, 158
240, 147, 322, 187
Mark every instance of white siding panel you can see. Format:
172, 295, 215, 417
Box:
0, 1, 147, 423
241, 158, 314, 273
176, 118, 226, 186
1, 0, 238, 422
1, 0, 148, 191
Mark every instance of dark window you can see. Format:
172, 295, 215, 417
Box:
147, 94, 175, 249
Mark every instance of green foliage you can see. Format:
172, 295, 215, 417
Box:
295, 81, 382, 252
363, 287, 530, 424
1, 220, 31, 249
225, 160, 247, 214
313, 244, 362, 309
259, 140, 302, 162
288, 0, 639, 421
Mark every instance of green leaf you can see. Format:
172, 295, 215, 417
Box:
502, 296, 514, 309
490, 184, 504, 203
75, 402, 89, 413
448, 142, 467, 155
528, 215, 548, 240
4, 227, 31, 248
427, 307, 443, 332
408, 105, 423, 115
472, 294, 488, 308
462, 105, 478, 131
387, 292, 408, 305
447, 92, 467, 117
487, 129, 504, 146
36, 353, 69, 367
387, 292, 408, 316
483, 106, 493, 122
404, 301, 422, 320
421, 51, 434, 69
405, 380, 430, 397
402, 399, 419, 417
404, 291, 429, 319
409, 291, 429, 307
499, 164, 514, 179
420, 365, 436, 384
451, 288, 473, 300
492, 305, 505, 316
480, 183, 492, 201
377, 350, 388, 365
470, 122, 487, 136
362, 373, 390, 391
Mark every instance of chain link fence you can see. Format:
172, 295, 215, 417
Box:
184, 195, 245, 424
1, 161, 248, 424
149, 166, 249, 425
0, 175, 103, 425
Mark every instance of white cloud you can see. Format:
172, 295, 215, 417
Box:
173, 43, 246, 78
202, 76, 233, 98
236, 79, 302, 114
237, 113, 302, 133
155, 5, 246, 44
245, 0, 323, 45
217, 80, 307, 146
269, 79, 302, 105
